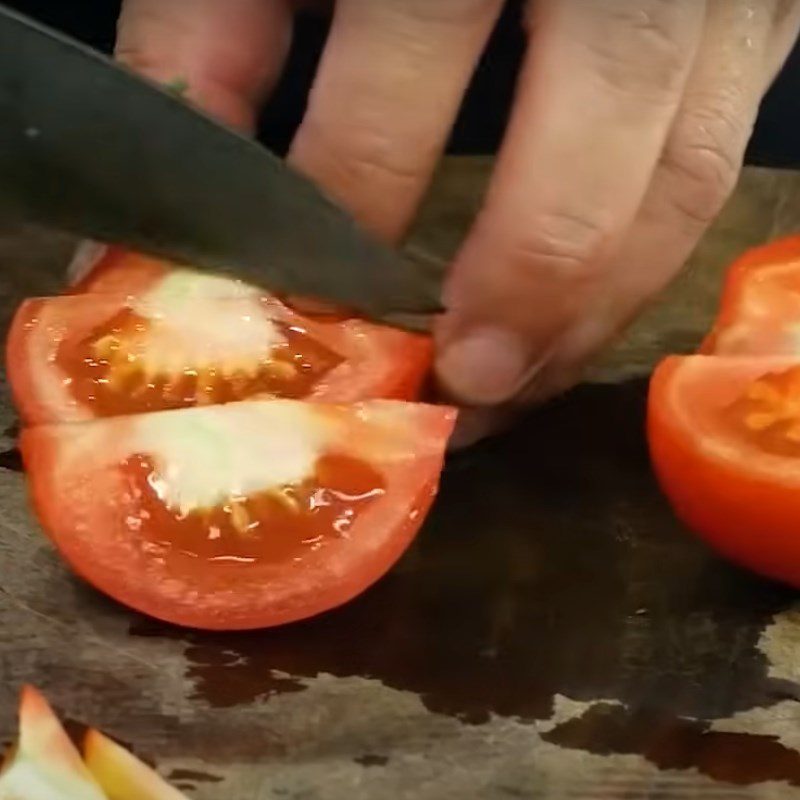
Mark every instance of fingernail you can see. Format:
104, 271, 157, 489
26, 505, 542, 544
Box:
436, 327, 531, 405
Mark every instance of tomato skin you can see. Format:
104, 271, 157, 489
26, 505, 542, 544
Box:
21, 400, 457, 631
648, 355, 800, 587
7, 294, 128, 425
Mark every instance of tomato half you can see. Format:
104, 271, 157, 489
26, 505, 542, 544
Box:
9, 268, 433, 424
648, 235, 800, 587
701, 235, 800, 356
21, 398, 456, 630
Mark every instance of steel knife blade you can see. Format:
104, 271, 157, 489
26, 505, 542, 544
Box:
0, 4, 444, 328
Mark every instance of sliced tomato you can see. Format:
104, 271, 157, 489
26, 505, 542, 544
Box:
21, 398, 456, 630
648, 354, 800, 586
649, 236, 800, 587
8, 271, 433, 424
0, 686, 107, 800
84, 730, 188, 800
68, 246, 174, 297
701, 235, 800, 356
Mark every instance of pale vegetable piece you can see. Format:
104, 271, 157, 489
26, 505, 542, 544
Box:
0, 686, 106, 800
84, 731, 189, 800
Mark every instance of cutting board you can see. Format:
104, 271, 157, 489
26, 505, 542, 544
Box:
2, 158, 800, 799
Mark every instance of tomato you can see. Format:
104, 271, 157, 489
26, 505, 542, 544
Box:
84, 730, 188, 800
21, 398, 456, 630
8, 267, 433, 424
10, 242, 452, 630
701, 235, 800, 356
648, 235, 800, 587
0, 686, 107, 800
69, 246, 175, 297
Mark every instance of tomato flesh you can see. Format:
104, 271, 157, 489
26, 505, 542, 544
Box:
9, 252, 434, 424
70, 247, 435, 400
58, 306, 342, 417
127, 451, 384, 570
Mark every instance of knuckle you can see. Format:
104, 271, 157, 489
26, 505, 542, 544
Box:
300, 121, 429, 190
493, 209, 610, 284
382, 0, 501, 26
337, 136, 428, 189
661, 102, 750, 225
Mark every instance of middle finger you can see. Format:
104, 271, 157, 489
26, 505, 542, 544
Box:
288, 0, 504, 242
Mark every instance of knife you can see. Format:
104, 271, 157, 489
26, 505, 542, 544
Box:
0, 4, 443, 329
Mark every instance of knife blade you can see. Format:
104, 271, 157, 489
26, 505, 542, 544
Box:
0, 4, 444, 329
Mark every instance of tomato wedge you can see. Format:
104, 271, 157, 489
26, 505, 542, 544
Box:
9, 266, 433, 424
9, 241, 453, 629
21, 398, 456, 630
0, 686, 107, 800
69, 244, 432, 395
648, 235, 800, 588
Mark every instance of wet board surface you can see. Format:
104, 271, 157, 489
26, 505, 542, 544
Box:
2, 158, 800, 799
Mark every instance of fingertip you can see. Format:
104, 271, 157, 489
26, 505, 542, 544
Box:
435, 325, 544, 406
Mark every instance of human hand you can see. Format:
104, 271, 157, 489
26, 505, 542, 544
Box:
115, 0, 800, 445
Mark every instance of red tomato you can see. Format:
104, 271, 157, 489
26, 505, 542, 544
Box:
21, 398, 456, 630
648, 236, 800, 587
649, 355, 800, 586
701, 235, 800, 356
9, 262, 433, 424
69, 245, 172, 296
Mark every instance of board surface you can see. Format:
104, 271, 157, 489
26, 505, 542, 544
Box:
2, 159, 800, 799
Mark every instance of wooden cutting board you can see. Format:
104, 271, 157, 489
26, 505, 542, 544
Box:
2, 158, 800, 799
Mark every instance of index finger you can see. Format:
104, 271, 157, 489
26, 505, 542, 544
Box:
116, 0, 292, 131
